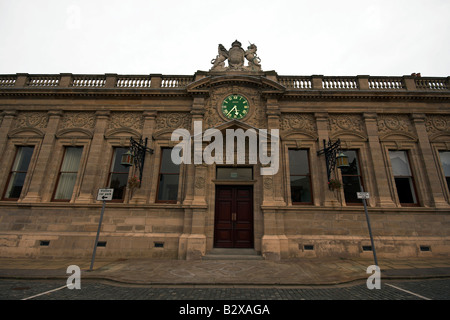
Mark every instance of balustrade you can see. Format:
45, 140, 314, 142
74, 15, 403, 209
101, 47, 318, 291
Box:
368, 77, 405, 90
27, 75, 60, 87
322, 77, 358, 89
278, 76, 312, 89
71, 75, 106, 87
0, 76, 16, 87
117, 76, 151, 88
415, 78, 448, 90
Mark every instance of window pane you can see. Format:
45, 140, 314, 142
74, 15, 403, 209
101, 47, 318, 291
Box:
439, 151, 450, 177
343, 175, 362, 203
394, 177, 417, 204
160, 148, 180, 173
4, 147, 34, 199
54, 147, 83, 200
110, 173, 128, 200
54, 173, 78, 200
158, 174, 179, 201
340, 150, 359, 175
290, 176, 312, 203
289, 150, 309, 175
60, 147, 83, 172
111, 147, 130, 173
389, 151, 411, 176
216, 167, 253, 180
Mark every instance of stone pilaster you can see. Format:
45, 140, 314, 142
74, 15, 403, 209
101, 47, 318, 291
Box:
129, 111, 156, 204
76, 110, 110, 203
314, 112, 339, 206
363, 113, 396, 207
411, 113, 448, 207
21, 110, 62, 203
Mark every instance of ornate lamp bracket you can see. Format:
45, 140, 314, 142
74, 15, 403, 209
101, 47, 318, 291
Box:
125, 137, 154, 186
316, 138, 347, 182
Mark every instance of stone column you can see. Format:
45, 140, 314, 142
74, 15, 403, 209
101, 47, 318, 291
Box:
0, 110, 17, 158
76, 110, 110, 203
129, 111, 156, 204
21, 110, 62, 203
363, 112, 396, 207
314, 112, 339, 206
0, 110, 17, 190
182, 96, 208, 260
411, 113, 448, 208
261, 98, 288, 260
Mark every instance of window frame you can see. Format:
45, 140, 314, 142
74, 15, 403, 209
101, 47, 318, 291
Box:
107, 147, 131, 202
51, 146, 84, 202
388, 150, 419, 207
340, 149, 365, 206
288, 148, 313, 205
2, 145, 35, 201
155, 147, 180, 204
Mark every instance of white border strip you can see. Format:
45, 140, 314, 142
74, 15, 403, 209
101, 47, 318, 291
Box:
385, 283, 432, 300
21, 284, 68, 300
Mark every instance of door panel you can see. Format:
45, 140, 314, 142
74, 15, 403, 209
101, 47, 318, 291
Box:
214, 185, 253, 248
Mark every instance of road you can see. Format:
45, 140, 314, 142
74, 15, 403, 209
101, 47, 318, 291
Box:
1, 278, 449, 300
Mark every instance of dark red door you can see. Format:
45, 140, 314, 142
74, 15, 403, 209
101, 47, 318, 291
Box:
214, 185, 253, 248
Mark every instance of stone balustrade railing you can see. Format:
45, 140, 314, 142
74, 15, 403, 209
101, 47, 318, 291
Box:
0, 73, 448, 91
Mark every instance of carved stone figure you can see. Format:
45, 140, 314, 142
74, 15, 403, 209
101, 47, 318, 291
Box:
210, 44, 228, 71
228, 40, 245, 69
245, 44, 261, 70
210, 40, 262, 72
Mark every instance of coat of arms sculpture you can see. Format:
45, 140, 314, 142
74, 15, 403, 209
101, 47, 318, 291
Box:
210, 40, 262, 72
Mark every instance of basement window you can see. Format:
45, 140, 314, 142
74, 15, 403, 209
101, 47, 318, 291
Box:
154, 242, 164, 248
362, 245, 372, 251
303, 245, 314, 251
97, 241, 107, 247
420, 245, 431, 252
39, 240, 50, 246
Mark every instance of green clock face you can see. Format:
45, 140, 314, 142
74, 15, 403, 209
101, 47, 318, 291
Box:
221, 94, 249, 120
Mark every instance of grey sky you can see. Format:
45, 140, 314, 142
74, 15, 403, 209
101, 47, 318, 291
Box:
0, 0, 449, 76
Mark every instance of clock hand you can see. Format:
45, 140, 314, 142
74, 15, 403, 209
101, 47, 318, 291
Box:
226, 105, 237, 116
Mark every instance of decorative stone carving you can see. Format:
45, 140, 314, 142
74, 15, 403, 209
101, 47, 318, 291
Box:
60, 112, 96, 129
377, 114, 413, 134
108, 112, 144, 130
263, 176, 273, 190
156, 112, 191, 130
194, 177, 205, 189
210, 40, 262, 72
328, 114, 365, 135
15, 112, 48, 129
280, 113, 316, 134
425, 115, 450, 134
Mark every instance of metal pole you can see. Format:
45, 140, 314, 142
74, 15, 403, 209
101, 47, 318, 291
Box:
89, 200, 106, 271
360, 185, 378, 267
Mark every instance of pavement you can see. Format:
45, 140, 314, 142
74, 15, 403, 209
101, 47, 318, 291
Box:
1, 256, 450, 286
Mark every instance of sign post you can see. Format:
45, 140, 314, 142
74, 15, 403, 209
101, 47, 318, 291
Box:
89, 189, 113, 271
357, 189, 378, 266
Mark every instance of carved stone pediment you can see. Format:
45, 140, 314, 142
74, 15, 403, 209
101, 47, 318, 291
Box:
187, 74, 285, 95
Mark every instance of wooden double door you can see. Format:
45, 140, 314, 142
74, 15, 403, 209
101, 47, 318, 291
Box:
214, 185, 254, 248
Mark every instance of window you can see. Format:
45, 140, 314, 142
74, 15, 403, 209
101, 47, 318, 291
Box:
439, 151, 450, 192
341, 150, 364, 204
3, 146, 34, 200
157, 148, 180, 202
53, 147, 83, 201
389, 150, 418, 205
288, 149, 312, 204
108, 147, 130, 201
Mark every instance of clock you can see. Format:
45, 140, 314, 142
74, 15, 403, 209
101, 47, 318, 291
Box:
221, 94, 249, 120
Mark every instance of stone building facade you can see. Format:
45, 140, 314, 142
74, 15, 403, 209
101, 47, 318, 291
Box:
0, 41, 449, 260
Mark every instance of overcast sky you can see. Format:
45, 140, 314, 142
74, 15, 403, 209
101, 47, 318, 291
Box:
0, 0, 449, 77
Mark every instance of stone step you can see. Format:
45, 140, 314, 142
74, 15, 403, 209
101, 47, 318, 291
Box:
202, 248, 263, 260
